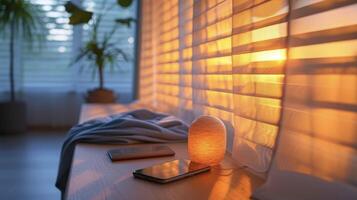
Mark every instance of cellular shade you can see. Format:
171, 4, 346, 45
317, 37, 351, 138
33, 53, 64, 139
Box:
138, 0, 154, 105
253, 0, 357, 199
191, 0, 234, 149
231, 0, 289, 172
153, 0, 181, 114
139, 0, 196, 120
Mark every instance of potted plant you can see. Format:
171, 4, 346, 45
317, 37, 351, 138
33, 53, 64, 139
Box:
0, 0, 43, 133
65, 0, 135, 103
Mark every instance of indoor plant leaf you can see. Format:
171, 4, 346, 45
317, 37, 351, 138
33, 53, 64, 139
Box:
67, 0, 134, 98
65, 1, 93, 25
117, 0, 133, 8
115, 17, 136, 28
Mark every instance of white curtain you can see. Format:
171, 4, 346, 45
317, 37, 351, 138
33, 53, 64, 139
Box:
253, 0, 357, 199
191, 0, 235, 150
231, 0, 288, 173
138, 0, 155, 106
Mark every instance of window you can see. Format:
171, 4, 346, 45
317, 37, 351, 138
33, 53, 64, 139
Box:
0, 0, 138, 97
79, 0, 137, 93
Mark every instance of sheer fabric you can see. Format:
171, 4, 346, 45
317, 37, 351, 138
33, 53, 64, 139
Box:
138, 0, 154, 106
253, 0, 357, 199
231, 0, 288, 172
192, 0, 234, 150
152, 0, 181, 114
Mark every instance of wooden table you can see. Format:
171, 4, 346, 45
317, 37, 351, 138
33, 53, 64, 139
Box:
65, 104, 264, 200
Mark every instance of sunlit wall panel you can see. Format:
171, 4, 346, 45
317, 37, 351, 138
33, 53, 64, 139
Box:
253, 1, 357, 199
231, 0, 288, 173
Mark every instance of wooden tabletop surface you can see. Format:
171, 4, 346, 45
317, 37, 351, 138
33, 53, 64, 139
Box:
65, 142, 263, 200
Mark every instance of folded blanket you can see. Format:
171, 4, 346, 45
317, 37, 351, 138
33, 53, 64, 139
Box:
55, 109, 188, 194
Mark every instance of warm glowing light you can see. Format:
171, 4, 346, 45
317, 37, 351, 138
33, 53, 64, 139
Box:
252, 49, 286, 62
208, 173, 232, 200
290, 40, 357, 59
188, 116, 227, 166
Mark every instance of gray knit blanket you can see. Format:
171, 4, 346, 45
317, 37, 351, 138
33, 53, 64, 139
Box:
55, 109, 188, 194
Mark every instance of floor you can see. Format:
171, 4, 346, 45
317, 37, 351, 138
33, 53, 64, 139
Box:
0, 131, 66, 200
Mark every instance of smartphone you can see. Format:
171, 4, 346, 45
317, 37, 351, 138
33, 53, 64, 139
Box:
133, 159, 211, 183
108, 145, 175, 161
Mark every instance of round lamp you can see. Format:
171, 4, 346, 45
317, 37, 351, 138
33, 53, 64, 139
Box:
188, 116, 227, 166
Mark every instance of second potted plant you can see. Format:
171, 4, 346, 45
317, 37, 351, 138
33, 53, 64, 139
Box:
66, 0, 135, 103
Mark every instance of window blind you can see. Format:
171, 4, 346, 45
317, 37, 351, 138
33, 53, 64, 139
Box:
141, 0, 235, 148
80, 0, 136, 93
0, 37, 23, 95
139, 0, 194, 120
253, 0, 357, 199
151, 0, 181, 114
138, 0, 154, 105
22, 0, 73, 89
0, 36, 11, 93
192, 0, 234, 149
178, 0, 194, 122
0, 0, 137, 94
231, 0, 288, 172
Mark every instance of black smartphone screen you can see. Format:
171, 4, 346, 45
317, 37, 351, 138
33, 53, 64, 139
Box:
133, 159, 210, 183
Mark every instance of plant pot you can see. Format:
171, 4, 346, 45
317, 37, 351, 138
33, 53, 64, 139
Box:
0, 101, 27, 134
85, 88, 117, 103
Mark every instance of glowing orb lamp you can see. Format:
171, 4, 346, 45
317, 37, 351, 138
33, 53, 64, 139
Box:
188, 116, 227, 166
